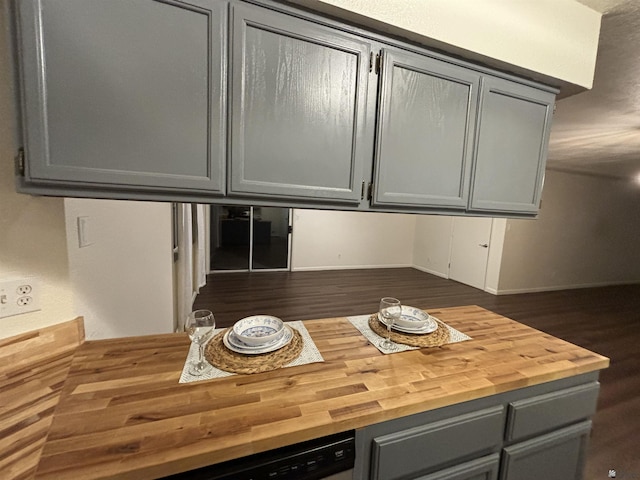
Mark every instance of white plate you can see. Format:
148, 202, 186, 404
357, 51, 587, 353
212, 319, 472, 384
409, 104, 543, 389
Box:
378, 312, 438, 335
392, 322, 438, 334
223, 325, 293, 355
227, 329, 284, 350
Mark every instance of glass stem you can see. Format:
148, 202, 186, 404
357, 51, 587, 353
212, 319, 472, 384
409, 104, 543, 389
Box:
198, 343, 205, 366
387, 323, 391, 342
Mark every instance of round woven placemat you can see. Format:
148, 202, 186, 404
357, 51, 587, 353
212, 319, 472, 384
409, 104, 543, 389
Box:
204, 326, 303, 374
368, 314, 450, 348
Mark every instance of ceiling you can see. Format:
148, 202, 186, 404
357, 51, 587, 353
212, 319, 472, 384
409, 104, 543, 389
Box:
547, 0, 640, 181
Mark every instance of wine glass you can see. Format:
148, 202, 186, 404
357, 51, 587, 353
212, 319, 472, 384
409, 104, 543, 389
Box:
185, 309, 215, 376
379, 297, 401, 350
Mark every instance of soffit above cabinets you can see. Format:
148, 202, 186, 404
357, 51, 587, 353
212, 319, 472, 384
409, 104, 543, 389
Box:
286, 0, 602, 98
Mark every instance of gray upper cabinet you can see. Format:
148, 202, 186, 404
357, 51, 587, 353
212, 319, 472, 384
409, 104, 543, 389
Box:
11, 0, 556, 215
228, 3, 371, 203
470, 77, 555, 214
15, 0, 226, 193
372, 48, 480, 209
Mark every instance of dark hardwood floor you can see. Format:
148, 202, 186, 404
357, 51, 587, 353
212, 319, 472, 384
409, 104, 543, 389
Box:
193, 267, 640, 480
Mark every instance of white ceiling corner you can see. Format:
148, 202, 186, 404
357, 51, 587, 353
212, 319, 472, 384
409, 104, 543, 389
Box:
547, 0, 640, 180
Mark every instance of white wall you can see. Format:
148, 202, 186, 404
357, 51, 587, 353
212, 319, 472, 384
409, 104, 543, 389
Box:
292, 0, 601, 90
497, 169, 640, 293
0, 7, 75, 340
412, 215, 453, 278
410, 169, 640, 294
291, 209, 414, 270
64, 198, 175, 339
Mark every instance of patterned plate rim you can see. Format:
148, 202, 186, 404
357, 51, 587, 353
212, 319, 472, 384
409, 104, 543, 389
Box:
223, 325, 293, 355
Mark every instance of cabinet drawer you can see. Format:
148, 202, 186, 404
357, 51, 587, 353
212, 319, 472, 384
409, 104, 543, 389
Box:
505, 382, 599, 442
371, 406, 504, 480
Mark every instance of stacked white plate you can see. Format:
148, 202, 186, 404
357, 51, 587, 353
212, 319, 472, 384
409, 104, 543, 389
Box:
378, 306, 437, 334
224, 315, 293, 355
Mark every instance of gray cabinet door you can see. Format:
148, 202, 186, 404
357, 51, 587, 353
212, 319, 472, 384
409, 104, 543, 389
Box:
229, 3, 371, 203
17, 0, 226, 193
372, 48, 480, 209
416, 454, 500, 480
470, 77, 555, 214
500, 421, 592, 480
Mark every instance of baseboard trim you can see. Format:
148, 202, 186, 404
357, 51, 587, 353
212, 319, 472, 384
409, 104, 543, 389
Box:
412, 264, 449, 279
494, 280, 640, 295
291, 263, 412, 272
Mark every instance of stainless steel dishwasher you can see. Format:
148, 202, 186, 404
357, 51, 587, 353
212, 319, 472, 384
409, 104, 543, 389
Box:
161, 430, 355, 480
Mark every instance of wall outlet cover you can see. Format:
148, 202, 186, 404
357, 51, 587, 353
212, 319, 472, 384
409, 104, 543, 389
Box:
0, 277, 41, 319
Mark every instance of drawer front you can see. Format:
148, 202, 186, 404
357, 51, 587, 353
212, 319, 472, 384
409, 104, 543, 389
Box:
371, 406, 504, 480
506, 382, 599, 442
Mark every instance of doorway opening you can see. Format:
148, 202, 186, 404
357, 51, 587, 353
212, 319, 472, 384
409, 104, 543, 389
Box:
209, 206, 292, 272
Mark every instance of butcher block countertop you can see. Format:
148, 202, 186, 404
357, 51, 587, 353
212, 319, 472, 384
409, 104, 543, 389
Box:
34, 306, 609, 480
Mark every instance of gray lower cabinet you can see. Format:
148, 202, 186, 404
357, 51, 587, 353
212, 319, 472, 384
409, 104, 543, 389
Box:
416, 454, 500, 480
469, 76, 555, 214
499, 421, 592, 480
355, 377, 599, 480
504, 382, 600, 442
372, 47, 480, 210
14, 0, 227, 193
370, 407, 504, 480
228, 2, 371, 203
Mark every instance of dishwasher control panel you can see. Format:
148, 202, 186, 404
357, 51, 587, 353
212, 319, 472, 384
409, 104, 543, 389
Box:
163, 430, 355, 480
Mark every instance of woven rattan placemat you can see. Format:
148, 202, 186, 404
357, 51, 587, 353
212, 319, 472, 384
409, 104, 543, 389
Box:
205, 326, 304, 375
368, 314, 450, 348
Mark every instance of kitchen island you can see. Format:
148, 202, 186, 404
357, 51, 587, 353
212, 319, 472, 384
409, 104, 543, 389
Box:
33, 306, 609, 479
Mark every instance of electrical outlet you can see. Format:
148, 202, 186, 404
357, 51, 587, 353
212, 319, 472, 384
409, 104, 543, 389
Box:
17, 296, 33, 306
0, 277, 40, 319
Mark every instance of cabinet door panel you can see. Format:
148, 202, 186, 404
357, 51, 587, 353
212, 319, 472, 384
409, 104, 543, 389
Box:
373, 48, 479, 208
470, 77, 554, 213
18, 0, 226, 192
415, 454, 499, 480
500, 421, 591, 480
230, 3, 370, 202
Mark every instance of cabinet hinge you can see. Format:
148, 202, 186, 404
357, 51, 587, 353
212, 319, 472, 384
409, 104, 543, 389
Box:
367, 182, 373, 201
288, 225, 293, 234
553, 103, 557, 115
15, 148, 25, 176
